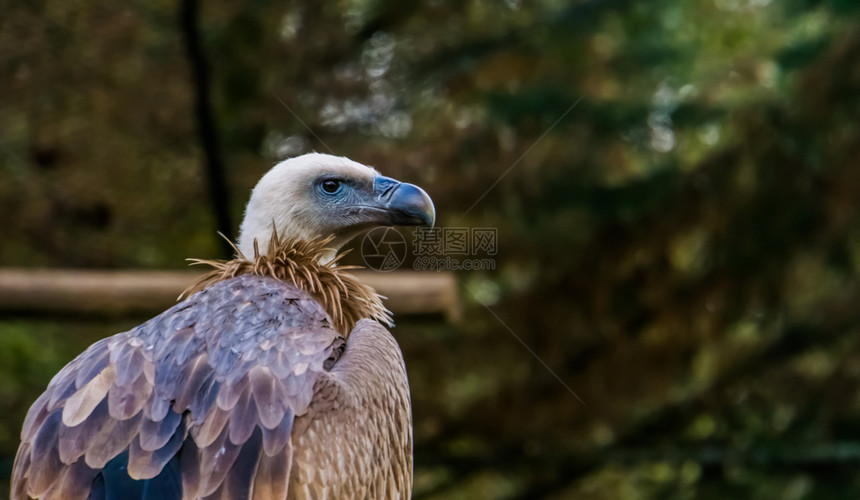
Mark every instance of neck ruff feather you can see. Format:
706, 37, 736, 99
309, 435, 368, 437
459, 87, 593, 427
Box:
182, 231, 392, 335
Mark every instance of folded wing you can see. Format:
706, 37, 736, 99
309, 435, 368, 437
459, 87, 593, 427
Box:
12, 275, 342, 500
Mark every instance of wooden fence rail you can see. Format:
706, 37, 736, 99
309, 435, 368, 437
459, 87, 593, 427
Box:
0, 269, 460, 321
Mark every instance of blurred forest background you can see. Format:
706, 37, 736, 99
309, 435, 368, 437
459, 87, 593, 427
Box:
3, 0, 860, 498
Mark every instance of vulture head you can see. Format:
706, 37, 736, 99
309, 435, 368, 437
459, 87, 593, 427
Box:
238, 153, 435, 261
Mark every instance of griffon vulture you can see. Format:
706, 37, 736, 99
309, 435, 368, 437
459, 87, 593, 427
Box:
11, 153, 435, 500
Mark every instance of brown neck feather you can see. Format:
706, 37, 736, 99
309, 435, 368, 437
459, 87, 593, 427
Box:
182, 231, 392, 335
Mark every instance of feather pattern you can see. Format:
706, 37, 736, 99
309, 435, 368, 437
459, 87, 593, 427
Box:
251, 447, 291, 500
40, 455, 98, 500
198, 427, 243, 497
28, 412, 63, 496
62, 364, 115, 427
107, 373, 151, 421
183, 231, 391, 335
178, 437, 201, 498
20, 393, 50, 441
58, 398, 110, 463
12, 235, 412, 500
127, 418, 186, 480
139, 409, 182, 452
84, 411, 143, 469
191, 405, 231, 448
261, 409, 293, 456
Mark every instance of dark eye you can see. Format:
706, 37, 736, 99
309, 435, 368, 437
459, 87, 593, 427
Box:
321, 179, 342, 194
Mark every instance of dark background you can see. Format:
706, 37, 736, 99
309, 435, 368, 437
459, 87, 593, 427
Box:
3, 0, 860, 498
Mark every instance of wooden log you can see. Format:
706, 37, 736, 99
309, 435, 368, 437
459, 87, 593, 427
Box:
0, 268, 460, 321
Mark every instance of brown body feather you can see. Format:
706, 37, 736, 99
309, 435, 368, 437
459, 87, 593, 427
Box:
184, 232, 391, 335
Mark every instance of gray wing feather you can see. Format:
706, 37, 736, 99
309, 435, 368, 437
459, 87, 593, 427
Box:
128, 416, 186, 479
139, 408, 182, 451
227, 388, 257, 445
252, 447, 292, 500
58, 398, 109, 463
12, 274, 341, 499
27, 412, 63, 497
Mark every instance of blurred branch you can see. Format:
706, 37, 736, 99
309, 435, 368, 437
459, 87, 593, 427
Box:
179, 0, 234, 257
0, 268, 460, 321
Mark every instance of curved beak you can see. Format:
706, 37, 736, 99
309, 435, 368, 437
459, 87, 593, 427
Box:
373, 176, 436, 227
